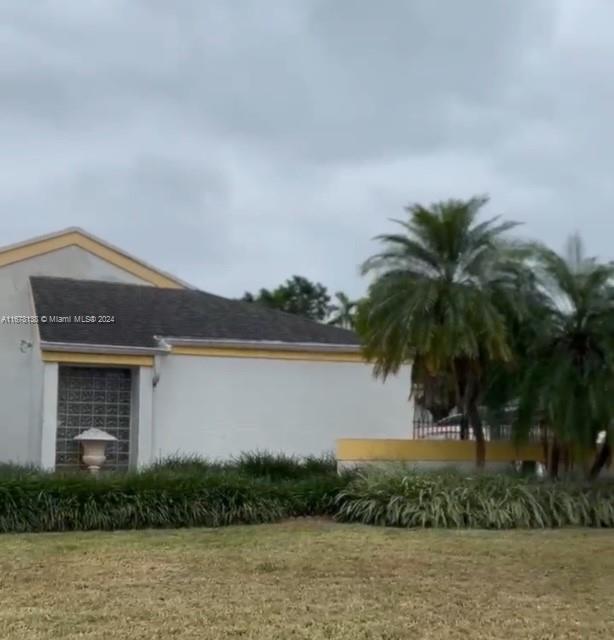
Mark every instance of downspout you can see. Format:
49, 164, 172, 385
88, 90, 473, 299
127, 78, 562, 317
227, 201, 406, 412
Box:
151, 337, 172, 461
153, 336, 171, 388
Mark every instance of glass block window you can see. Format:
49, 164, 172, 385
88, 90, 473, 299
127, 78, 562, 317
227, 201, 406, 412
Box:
56, 366, 132, 471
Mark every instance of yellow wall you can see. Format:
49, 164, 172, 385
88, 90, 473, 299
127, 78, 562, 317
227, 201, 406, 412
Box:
336, 438, 545, 463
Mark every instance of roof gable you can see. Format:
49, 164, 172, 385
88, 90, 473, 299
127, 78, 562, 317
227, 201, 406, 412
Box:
0, 228, 188, 289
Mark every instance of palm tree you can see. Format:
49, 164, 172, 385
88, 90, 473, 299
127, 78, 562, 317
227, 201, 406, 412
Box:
328, 292, 358, 329
357, 196, 523, 467
511, 235, 614, 478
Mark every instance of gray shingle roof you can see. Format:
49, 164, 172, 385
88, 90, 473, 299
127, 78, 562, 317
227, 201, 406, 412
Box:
30, 277, 359, 349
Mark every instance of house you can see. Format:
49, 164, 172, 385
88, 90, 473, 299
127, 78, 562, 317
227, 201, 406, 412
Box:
0, 228, 413, 470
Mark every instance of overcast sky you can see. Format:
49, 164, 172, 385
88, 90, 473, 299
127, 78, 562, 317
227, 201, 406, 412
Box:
1, 1, 613, 297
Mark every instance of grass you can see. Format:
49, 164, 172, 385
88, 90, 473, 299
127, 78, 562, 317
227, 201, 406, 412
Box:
0, 520, 613, 639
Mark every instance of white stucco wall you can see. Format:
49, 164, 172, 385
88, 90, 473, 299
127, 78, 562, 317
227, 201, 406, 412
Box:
135, 366, 154, 468
40, 362, 59, 469
151, 354, 413, 461
0, 247, 151, 464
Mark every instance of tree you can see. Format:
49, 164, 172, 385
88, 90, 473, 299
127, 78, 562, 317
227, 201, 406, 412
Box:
242, 275, 331, 322
509, 235, 614, 478
357, 196, 523, 467
327, 292, 358, 329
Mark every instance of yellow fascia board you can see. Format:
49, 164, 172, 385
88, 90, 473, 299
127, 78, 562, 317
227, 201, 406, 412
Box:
0, 229, 185, 288
336, 438, 545, 463
41, 351, 154, 367
171, 345, 365, 363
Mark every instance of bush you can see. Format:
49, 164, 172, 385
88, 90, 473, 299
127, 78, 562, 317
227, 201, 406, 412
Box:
301, 453, 338, 477
335, 469, 614, 529
0, 453, 346, 533
274, 474, 351, 516
148, 451, 338, 481
2, 458, 614, 533
145, 454, 229, 475
0, 471, 289, 533
233, 451, 304, 480
233, 451, 336, 480
0, 463, 48, 480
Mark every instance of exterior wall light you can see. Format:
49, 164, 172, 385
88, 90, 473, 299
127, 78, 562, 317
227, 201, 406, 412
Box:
19, 339, 33, 353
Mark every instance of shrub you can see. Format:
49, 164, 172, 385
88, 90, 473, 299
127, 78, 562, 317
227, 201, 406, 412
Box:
2, 459, 613, 533
233, 451, 303, 480
233, 451, 336, 481
0, 454, 347, 533
335, 469, 614, 529
0, 471, 287, 533
0, 463, 49, 480
301, 453, 338, 476
145, 454, 228, 475
275, 474, 351, 516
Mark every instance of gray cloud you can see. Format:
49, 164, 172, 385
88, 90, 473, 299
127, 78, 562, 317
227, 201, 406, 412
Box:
1, 0, 613, 298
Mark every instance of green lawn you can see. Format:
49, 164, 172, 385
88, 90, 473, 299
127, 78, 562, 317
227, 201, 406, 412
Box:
0, 519, 612, 639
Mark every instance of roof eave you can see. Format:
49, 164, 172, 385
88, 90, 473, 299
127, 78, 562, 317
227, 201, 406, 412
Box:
156, 336, 362, 353
39, 338, 362, 356
39, 340, 170, 356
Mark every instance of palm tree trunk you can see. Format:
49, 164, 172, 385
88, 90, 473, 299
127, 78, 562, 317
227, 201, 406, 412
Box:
459, 413, 469, 440
589, 435, 611, 480
467, 399, 486, 469
463, 372, 485, 468
549, 438, 561, 480
562, 444, 573, 474
459, 366, 486, 468
454, 361, 470, 441
540, 423, 549, 474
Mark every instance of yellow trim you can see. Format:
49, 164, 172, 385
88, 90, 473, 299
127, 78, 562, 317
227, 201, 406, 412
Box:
40, 346, 362, 366
0, 230, 184, 288
171, 345, 364, 363
41, 351, 154, 367
336, 438, 545, 463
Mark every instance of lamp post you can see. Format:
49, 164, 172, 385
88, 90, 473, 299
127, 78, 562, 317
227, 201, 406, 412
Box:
73, 428, 117, 474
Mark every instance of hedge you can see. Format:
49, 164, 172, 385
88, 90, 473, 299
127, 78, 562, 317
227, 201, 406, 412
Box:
0, 456, 613, 533
0, 454, 346, 533
335, 469, 614, 529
